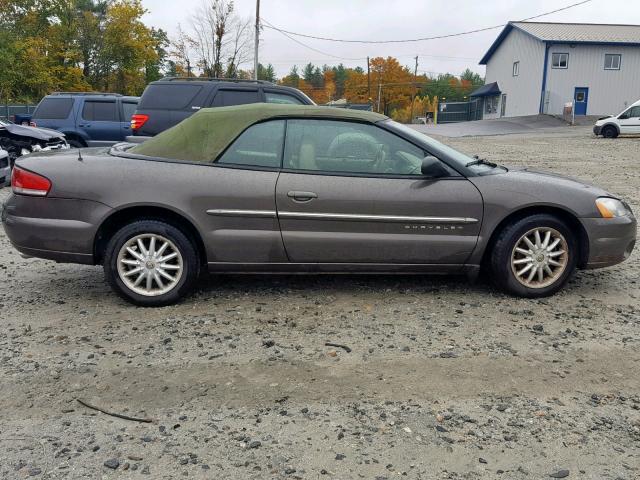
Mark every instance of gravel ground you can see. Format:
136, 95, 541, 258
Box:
1, 128, 639, 480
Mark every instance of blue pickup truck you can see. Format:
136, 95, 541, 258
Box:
28, 92, 139, 147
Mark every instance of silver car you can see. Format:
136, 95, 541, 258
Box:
2, 105, 636, 306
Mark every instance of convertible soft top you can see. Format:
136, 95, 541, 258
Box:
129, 104, 387, 162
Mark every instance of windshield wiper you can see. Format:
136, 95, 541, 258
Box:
466, 155, 497, 168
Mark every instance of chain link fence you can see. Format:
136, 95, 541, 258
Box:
1, 104, 37, 123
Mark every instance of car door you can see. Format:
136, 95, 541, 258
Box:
618, 105, 640, 134
79, 99, 121, 145
201, 119, 288, 265
275, 119, 483, 266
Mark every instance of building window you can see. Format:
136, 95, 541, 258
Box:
604, 54, 621, 70
512, 61, 520, 76
485, 96, 499, 114
551, 53, 569, 69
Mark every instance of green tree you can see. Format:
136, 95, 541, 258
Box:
257, 63, 276, 82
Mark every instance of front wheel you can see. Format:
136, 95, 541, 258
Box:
104, 220, 200, 306
602, 125, 618, 139
490, 214, 578, 298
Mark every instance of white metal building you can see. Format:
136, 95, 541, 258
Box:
473, 22, 640, 118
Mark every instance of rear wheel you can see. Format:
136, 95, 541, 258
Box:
104, 220, 199, 306
602, 125, 618, 139
490, 214, 577, 298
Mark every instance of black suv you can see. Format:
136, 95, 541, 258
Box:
132, 78, 315, 136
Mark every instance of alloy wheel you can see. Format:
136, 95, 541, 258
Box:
510, 227, 569, 289
116, 234, 184, 296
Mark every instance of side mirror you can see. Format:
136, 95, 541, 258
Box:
421, 155, 449, 178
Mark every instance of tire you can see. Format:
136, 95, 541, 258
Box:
67, 138, 86, 148
490, 214, 578, 298
602, 125, 618, 139
103, 220, 200, 306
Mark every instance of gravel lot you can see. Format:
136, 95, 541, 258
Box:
1, 127, 639, 480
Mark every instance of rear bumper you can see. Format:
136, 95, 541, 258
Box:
581, 215, 637, 268
1, 193, 111, 264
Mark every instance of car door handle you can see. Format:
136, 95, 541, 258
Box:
287, 191, 318, 202
78, 124, 90, 128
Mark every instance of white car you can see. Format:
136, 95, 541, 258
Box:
0, 148, 9, 187
594, 99, 640, 138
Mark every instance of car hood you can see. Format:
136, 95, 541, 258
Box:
2, 123, 66, 141
471, 167, 613, 218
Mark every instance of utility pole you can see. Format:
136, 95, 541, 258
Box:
366, 56, 371, 105
377, 78, 382, 114
409, 55, 418, 124
253, 0, 260, 81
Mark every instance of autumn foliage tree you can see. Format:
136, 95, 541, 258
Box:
0, 0, 168, 102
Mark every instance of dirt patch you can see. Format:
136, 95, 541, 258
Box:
1, 131, 638, 479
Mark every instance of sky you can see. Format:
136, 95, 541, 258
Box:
141, 0, 640, 77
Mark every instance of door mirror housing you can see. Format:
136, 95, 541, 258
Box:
421, 156, 450, 178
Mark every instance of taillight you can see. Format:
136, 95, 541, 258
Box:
29, 121, 37, 127
131, 114, 149, 131
11, 167, 51, 196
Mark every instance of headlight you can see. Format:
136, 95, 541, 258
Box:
596, 197, 631, 218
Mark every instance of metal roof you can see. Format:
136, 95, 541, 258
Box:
480, 21, 640, 65
470, 82, 501, 97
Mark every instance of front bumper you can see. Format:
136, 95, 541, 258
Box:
593, 125, 602, 136
581, 215, 637, 268
1, 193, 112, 265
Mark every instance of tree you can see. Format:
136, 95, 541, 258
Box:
461, 68, 483, 86
257, 63, 276, 82
189, 0, 252, 78
100, 0, 159, 94
368, 57, 414, 114
170, 24, 195, 77
280, 65, 300, 88
146, 27, 170, 83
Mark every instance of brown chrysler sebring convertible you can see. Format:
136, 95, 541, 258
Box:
2, 104, 636, 306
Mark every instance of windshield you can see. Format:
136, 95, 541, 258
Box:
384, 120, 500, 173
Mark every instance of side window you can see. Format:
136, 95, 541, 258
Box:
82, 101, 117, 121
627, 106, 640, 118
283, 119, 429, 176
138, 84, 202, 109
604, 54, 621, 70
122, 102, 137, 121
213, 89, 261, 107
551, 53, 569, 69
265, 92, 303, 105
216, 120, 285, 168
33, 98, 74, 119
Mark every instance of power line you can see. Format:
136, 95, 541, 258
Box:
261, 0, 595, 44
260, 18, 366, 61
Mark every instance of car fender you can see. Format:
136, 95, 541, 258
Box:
60, 128, 90, 142
600, 122, 621, 134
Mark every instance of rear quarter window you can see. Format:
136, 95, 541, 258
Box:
82, 101, 118, 121
212, 89, 261, 107
138, 84, 203, 110
33, 98, 74, 119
